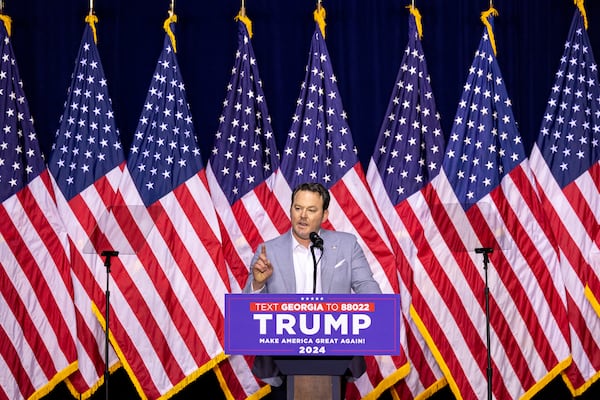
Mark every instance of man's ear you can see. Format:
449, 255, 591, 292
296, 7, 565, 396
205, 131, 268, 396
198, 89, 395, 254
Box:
322, 209, 329, 224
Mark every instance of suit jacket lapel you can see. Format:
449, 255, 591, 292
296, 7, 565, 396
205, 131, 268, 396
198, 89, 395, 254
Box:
273, 231, 296, 293
320, 231, 337, 294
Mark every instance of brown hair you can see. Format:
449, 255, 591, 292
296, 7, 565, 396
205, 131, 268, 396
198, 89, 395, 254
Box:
291, 182, 330, 211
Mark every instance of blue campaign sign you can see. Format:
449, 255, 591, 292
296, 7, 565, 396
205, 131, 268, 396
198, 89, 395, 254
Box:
225, 293, 401, 356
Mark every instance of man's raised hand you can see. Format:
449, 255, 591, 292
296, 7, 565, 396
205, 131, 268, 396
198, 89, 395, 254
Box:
252, 245, 273, 291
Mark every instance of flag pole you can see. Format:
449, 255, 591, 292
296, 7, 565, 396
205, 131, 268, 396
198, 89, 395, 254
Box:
478, 9, 494, 400
83, 8, 116, 400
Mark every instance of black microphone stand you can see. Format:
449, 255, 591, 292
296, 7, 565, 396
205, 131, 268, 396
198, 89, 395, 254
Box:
309, 232, 323, 294
101, 250, 119, 400
310, 245, 318, 294
475, 247, 493, 400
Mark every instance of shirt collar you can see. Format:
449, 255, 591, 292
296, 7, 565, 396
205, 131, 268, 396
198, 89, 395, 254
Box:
290, 229, 322, 250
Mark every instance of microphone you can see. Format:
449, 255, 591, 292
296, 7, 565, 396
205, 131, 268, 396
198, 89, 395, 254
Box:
475, 247, 493, 254
309, 232, 324, 250
309, 232, 324, 294
101, 250, 119, 268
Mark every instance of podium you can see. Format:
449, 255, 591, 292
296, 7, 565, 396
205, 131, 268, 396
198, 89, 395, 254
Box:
272, 356, 353, 399
225, 293, 401, 399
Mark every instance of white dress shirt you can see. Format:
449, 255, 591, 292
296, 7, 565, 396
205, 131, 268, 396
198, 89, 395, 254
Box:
292, 234, 322, 293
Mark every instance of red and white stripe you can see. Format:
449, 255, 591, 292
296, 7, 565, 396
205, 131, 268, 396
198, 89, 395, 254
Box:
0, 171, 78, 399
366, 159, 446, 400
87, 167, 229, 399
401, 166, 571, 399
530, 145, 600, 394
51, 164, 123, 398
206, 166, 287, 399
206, 166, 288, 292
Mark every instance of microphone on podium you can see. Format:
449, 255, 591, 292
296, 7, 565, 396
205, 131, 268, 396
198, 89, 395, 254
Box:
309, 231, 324, 250
309, 232, 323, 294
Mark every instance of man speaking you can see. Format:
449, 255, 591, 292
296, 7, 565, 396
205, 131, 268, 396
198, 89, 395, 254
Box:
244, 182, 381, 399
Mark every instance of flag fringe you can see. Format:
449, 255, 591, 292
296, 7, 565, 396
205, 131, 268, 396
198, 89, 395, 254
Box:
160, 353, 228, 400
213, 365, 236, 400
92, 301, 150, 400
362, 362, 411, 400
561, 365, 600, 397
413, 377, 449, 400
520, 356, 571, 400
27, 360, 79, 400
585, 284, 600, 318
213, 364, 271, 400
411, 300, 575, 400
409, 305, 463, 400
92, 301, 229, 400
64, 360, 123, 400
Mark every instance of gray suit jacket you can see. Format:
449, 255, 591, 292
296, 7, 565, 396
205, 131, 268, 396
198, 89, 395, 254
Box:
243, 229, 381, 295
243, 229, 381, 381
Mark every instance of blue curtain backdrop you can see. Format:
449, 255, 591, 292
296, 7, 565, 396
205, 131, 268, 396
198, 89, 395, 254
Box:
9, 0, 599, 167
6, 0, 599, 399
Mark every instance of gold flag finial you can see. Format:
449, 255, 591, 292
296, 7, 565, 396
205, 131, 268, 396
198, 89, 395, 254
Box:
85, 13, 98, 44
574, 0, 588, 30
235, 0, 253, 39
163, 13, 178, 53
0, 13, 11, 37
407, 5, 423, 39
480, 6, 499, 56
314, 2, 326, 38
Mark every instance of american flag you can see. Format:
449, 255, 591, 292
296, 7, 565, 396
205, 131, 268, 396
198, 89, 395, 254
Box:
0, 17, 78, 399
94, 17, 230, 399
48, 18, 121, 398
271, 8, 409, 399
365, 7, 446, 399
206, 15, 281, 399
407, 9, 571, 399
207, 16, 285, 293
529, 8, 600, 395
